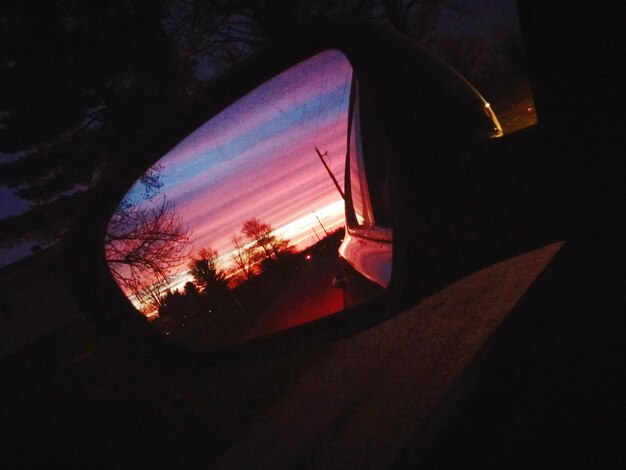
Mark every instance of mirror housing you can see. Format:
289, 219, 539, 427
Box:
68, 17, 515, 364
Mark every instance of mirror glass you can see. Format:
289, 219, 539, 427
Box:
104, 50, 391, 347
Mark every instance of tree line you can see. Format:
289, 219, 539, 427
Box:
99, 159, 293, 320
151, 217, 294, 321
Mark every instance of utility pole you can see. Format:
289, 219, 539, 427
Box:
310, 226, 322, 242
315, 147, 345, 200
313, 210, 329, 237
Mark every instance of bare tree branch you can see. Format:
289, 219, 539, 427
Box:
230, 233, 257, 281
105, 196, 190, 311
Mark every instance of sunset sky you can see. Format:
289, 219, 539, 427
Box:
120, 50, 353, 292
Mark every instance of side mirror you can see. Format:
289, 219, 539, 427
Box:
68, 19, 502, 361
104, 50, 378, 349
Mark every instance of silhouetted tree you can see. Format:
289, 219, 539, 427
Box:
157, 289, 183, 318
183, 280, 200, 297
189, 247, 230, 306
241, 218, 292, 262
230, 233, 258, 281
105, 194, 190, 310
157, 286, 203, 320
142, 278, 174, 315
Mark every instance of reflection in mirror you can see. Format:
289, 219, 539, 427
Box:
105, 50, 390, 348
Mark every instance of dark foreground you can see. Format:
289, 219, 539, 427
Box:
5, 239, 621, 467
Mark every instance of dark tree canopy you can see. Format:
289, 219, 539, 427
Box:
189, 247, 230, 304
0, 0, 194, 246
183, 280, 199, 296
1, 0, 517, 248
157, 287, 202, 320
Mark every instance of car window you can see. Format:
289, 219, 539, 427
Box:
346, 80, 373, 228
345, 79, 393, 233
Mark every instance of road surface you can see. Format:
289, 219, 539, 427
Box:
241, 255, 345, 340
